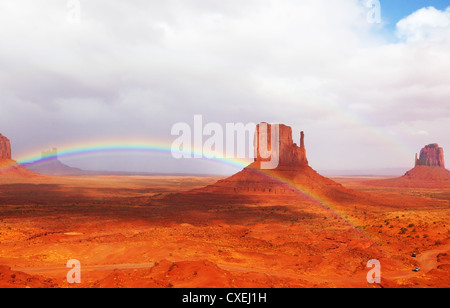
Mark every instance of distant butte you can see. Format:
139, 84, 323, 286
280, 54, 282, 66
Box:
21, 148, 85, 176
370, 143, 450, 188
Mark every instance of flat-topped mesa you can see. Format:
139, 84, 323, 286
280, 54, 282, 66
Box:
415, 143, 445, 168
254, 123, 308, 168
0, 134, 11, 160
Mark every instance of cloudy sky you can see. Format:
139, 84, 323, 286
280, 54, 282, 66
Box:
0, 0, 449, 175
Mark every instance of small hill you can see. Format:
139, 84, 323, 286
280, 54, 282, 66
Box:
0, 265, 58, 288
0, 159, 41, 180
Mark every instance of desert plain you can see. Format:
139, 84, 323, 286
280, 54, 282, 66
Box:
0, 171, 448, 288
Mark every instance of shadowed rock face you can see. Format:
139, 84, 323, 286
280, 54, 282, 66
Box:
254, 123, 308, 168
0, 134, 11, 160
416, 144, 445, 168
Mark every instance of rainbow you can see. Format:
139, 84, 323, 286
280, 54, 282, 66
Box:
15, 140, 251, 170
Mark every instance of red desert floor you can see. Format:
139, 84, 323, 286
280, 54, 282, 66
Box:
0, 174, 449, 288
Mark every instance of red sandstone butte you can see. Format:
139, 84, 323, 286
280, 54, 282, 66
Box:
0, 134, 11, 160
415, 144, 445, 169
195, 123, 363, 204
254, 123, 308, 167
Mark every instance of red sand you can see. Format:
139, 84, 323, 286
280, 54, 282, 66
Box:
367, 166, 450, 188
0, 169, 448, 288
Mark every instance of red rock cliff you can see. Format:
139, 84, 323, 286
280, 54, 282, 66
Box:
415, 144, 445, 168
254, 123, 308, 168
0, 134, 11, 160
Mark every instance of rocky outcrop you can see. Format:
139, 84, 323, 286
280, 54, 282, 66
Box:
0, 134, 11, 160
197, 123, 362, 203
254, 123, 308, 168
0, 134, 40, 179
415, 144, 445, 168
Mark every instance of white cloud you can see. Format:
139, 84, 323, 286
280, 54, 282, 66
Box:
396, 7, 450, 42
0, 1, 449, 172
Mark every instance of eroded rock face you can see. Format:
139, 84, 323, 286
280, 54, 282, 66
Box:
416, 144, 445, 168
254, 123, 308, 168
0, 134, 11, 160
